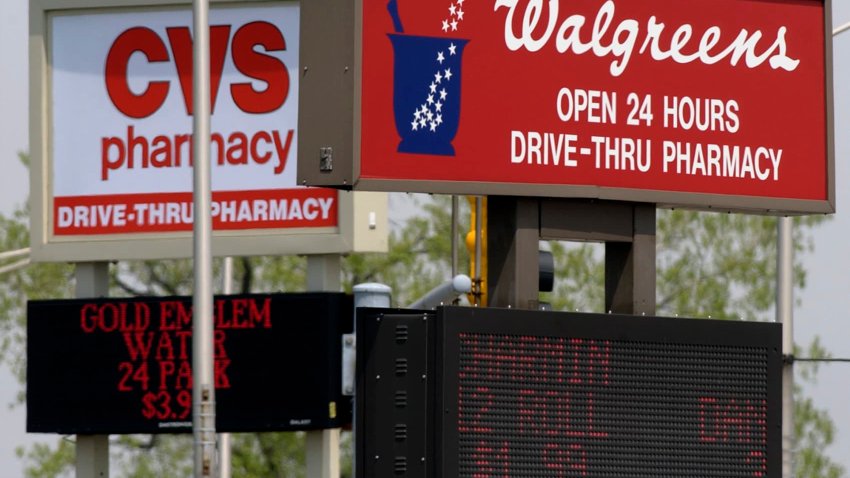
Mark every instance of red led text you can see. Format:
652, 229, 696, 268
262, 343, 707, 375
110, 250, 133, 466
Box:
80, 297, 272, 423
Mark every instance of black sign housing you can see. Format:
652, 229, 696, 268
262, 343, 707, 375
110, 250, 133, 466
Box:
356, 307, 781, 477
28, 293, 352, 434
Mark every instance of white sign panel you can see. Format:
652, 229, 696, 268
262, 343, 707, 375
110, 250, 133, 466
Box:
30, 0, 386, 261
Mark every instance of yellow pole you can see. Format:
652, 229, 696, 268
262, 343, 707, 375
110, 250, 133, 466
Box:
465, 196, 487, 306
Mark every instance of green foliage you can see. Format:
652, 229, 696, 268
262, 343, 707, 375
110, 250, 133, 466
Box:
111, 436, 193, 478
16, 439, 74, 478
541, 242, 604, 312
795, 338, 845, 478
542, 210, 829, 321
0, 197, 75, 402
229, 433, 305, 478
656, 210, 825, 321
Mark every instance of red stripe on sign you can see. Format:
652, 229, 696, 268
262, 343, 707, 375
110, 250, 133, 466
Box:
53, 189, 339, 236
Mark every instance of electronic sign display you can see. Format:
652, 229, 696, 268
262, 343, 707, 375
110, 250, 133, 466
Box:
356, 307, 781, 477
28, 293, 352, 435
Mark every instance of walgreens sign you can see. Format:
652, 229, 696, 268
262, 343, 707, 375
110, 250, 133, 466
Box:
354, 0, 833, 213
50, 3, 337, 236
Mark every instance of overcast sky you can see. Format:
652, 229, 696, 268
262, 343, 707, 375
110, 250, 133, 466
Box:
2, 1, 850, 476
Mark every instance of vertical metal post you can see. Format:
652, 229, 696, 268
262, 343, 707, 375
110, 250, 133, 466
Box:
219, 257, 234, 478
451, 196, 459, 278
486, 197, 539, 309
75, 262, 110, 478
604, 204, 656, 315
777, 217, 795, 477
217, 420, 231, 478
474, 196, 483, 287
306, 255, 342, 478
192, 0, 217, 476
489, 199, 656, 315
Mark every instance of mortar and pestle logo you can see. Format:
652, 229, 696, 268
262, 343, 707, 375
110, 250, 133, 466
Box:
387, 0, 469, 156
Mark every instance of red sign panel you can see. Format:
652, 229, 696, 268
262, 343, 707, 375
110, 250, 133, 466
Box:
360, 0, 832, 213
53, 188, 338, 236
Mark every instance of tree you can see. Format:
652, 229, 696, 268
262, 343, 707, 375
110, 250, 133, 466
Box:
2, 186, 844, 477
795, 337, 843, 478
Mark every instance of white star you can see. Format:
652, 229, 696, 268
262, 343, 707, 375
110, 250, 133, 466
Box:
448, 43, 457, 55
434, 71, 443, 83
457, 9, 465, 20
420, 118, 427, 128
444, 68, 453, 81
437, 51, 445, 64
442, 19, 449, 32
440, 89, 448, 101
451, 19, 458, 31
436, 114, 443, 125
457, 0, 464, 5
411, 120, 419, 131
414, 109, 421, 120
430, 121, 438, 132
449, 3, 457, 16
429, 82, 438, 94
421, 103, 428, 111
427, 94, 435, 105
426, 110, 434, 121
435, 101, 443, 112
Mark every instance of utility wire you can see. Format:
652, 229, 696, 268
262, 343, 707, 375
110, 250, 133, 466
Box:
793, 357, 850, 363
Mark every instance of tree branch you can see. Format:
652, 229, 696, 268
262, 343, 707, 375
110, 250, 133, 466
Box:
114, 274, 147, 296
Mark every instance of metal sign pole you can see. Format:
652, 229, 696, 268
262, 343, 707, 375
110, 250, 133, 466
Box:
306, 255, 342, 478
75, 262, 110, 478
777, 217, 795, 477
474, 196, 483, 304
192, 0, 217, 476
451, 196, 459, 278
219, 257, 234, 478
486, 197, 539, 309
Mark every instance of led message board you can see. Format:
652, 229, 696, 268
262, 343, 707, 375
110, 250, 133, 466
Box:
299, 0, 833, 214
28, 293, 352, 434
356, 307, 781, 477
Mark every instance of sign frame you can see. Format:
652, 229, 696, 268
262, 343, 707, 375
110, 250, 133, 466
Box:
29, 0, 388, 262
298, 0, 835, 215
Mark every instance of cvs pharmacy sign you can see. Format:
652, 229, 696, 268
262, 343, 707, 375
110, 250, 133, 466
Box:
100, 20, 294, 182
48, 3, 337, 238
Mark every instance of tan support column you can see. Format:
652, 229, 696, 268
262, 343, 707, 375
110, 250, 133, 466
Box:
75, 262, 109, 478
305, 254, 342, 478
